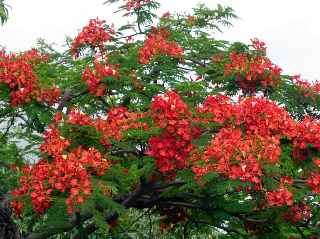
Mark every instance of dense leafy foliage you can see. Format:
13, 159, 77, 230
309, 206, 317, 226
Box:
1, 0, 320, 238
0, 0, 9, 25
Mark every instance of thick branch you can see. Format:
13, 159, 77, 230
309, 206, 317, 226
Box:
57, 89, 73, 111
57, 89, 88, 111
0, 195, 20, 239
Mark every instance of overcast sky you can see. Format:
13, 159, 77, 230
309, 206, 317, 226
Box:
0, 0, 319, 80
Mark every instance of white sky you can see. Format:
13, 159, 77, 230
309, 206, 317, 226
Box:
0, 0, 319, 80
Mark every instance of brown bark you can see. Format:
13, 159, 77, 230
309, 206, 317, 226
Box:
0, 195, 20, 239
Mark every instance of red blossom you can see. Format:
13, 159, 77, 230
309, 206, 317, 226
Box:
292, 117, 320, 160
291, 74, 320, 100
82, 59, 118, 96
94, 107, 148, 145
251, 38, 266, 52
236, 97, 296, 138
53, 112, 63, 123
0, 50, 60, 106
67, 109, 94, 126
192, 128, 277, 184
224, 39, 282, 93
12, 144, 110, 214
19, 48, 49, 64
37, 87, 61, 105
161, 11, 171, 19
306, 173, 320, 193
10, 201, 24, 216
138, 27, 183, 64
280, 176, 294, 185
124, 0, 151, 11
196, 95, 235, 124
148, 92, 198, 174
267, 186, 293, 207
192, 97, 298, 183
40, 124, 70, 157
71, 18, 113, 57
283, 203, 311, 224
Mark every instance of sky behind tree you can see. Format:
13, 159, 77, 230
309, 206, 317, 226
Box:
0, 0, 319, 80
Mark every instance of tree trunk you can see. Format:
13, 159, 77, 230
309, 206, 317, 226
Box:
0, 195, 20, 239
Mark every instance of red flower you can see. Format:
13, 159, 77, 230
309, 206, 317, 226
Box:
67, 109, 94, 126
40, 124, 70, 157
267, 186, 293, 207
37, 87, 61, 105
292, 117, 320, 160
138, 27, 183, 64
291, 74, 320, 101
71, 18, 113, 57
0, 50, 59, 106
306, 173, 320, 193
82, 60, 118, 96
224, 39, 281, 93
196, 95, 235, 124
148, 92, 198, 174
53, 112, 63, 123
283, 203, 311, 224
161, 11, 171, 19
251, 38, 266, 52
125, 0, 151, 11
280, 176, 294, 186
12, 146, 110, 215
11, 201, 24, 216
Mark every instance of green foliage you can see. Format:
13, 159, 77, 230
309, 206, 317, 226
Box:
0, 0, 9, 25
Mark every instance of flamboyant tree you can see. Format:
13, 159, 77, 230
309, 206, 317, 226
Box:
1, 0, 320, 238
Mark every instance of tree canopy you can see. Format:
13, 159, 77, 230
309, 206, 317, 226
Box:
1, 0, 320, 238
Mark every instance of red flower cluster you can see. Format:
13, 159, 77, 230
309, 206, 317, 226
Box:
12, 121, 110, 215
82, 59, 119, 96
66, 107, 147, 147
193, 128, 281, 184
291, 74, 320, 101
196, 94, 235, 124
67, 109, 94, 126
40, 124, 70, 157
148, 92, 199, 173
37, 87, 62, 105
236, 97, 296, 138
267, 186, 293, 207
192, 97, 297, 184
19, 48, 49, 64
139, 28, 183, 64
224, 39, 282, 93
161, 11, 171, 19
306, 173, 320, 193
10, 201, 24, 216
251, 38, 266, 52
283, 203, 311, 224
125, 0, 151, 10
0, 50, 37, 105
267, 176, 294, 207
95, 107, 148, 146
197, 96, 296, 141
0, 50, 60, 106
11, 162, 52, 214
71, 18, 113, 57
292, 117, 320, 160
188, 92, 320, 207
211, 53, 224, 63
